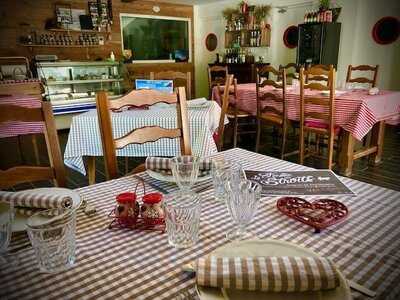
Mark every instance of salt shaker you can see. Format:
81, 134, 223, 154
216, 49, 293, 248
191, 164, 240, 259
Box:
141, 193, 164, 225
115, 192, 140, 226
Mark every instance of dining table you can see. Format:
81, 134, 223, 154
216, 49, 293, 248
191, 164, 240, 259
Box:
213, 83, 400, 176
64, 99, 224, 184
3, 148, 400, 300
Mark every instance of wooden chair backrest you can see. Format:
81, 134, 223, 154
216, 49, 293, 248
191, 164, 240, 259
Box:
299, 66, 336, 134
0, 81, 44, 96
278, 63, 299, 81
150, 71, 192, 98
346, 64, 379, 87
305, 64, 333, 85
96, 88, 191, 180
216, 74, 234, 151
256, 65, 287, 121
208, 65, 228, 93
0, 101, 66, 189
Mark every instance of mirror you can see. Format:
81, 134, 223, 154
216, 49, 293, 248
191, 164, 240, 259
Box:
283, 26, 298, 49
205, 33, 218, 51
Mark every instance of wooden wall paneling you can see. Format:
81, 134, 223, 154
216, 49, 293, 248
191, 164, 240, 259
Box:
0, 1, 194, 95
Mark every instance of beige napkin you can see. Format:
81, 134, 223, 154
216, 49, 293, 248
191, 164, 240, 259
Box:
145, 157, 211, 176
0, 190, 72, 209
194, 256, 340, 292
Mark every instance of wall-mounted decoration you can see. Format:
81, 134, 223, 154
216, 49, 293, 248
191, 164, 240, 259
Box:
205, 33, 218, 52
372, 16, 400, 45
283, 25, 298, 48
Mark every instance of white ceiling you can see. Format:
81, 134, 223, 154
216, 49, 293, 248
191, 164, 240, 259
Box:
156, 0, 228, 5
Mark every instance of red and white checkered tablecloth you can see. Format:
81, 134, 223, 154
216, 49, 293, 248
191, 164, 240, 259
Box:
0, 93, 44, 138
213, 84, 400, 141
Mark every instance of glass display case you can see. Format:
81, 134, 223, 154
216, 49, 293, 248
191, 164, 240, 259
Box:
36, 61, 123, 115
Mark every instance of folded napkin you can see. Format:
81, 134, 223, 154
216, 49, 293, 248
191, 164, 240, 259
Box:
368, 87, 379, 95
0, 190, 72, 209
194, 256, 340, 292
145, 157, 212, 176
187, 98, 208, 107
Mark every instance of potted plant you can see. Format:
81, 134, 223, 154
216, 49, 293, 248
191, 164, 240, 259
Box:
254, 5, 271, 27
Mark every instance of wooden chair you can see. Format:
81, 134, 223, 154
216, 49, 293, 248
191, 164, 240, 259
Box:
215, 76, 255, 149
0, 101, 66, 189
299, 65, 339, 169
216, 74, 233, 151
346, 64, 379, 87
96, 88, 191, 180
305, 64, 333, 85
0, 81, 44, 165
150, 71, 192, 99
256, 65, 295, 159
208, 65, 228, 99
278, 63, 299, 81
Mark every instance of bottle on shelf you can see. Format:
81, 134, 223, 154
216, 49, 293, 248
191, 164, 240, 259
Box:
304, 10, 308, 23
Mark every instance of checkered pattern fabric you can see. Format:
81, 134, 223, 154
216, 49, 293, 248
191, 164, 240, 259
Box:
0, 94, 43, 138
3, 149, 400, 300
0, 190, 72, 209
145, 156, 212, 175
64, 101, 224, 175
195, 256, 340, 292
213, 84, 400, 141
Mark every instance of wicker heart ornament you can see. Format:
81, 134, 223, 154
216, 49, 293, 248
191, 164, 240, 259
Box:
277, 197, 349, 233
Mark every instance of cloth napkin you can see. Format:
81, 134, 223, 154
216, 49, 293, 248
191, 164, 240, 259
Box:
0, 190, 72, 209
145, 157, 212, 176
194, 256, 340, 292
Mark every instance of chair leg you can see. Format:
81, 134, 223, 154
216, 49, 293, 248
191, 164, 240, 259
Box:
124, 157, 129, 174
327, 135, 335, 169
255, 119, 261, 152
233, 116, 238, 148
299, 129, 305, 165
281, 125, 287, 160
32, 135, 40, 165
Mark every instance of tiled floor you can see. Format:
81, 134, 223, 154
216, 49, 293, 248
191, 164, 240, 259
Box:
1, 124, 399, 191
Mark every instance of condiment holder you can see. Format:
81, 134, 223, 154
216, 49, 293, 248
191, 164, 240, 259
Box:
108, 178, 165, 233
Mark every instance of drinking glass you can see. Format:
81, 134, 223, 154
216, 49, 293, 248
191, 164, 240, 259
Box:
224, 180, 262, 241
27, 208, 76, 273
0, 201, 14, 266
211, 159, 244, 201
163, 191, 201, 248
170, 156, 200, 192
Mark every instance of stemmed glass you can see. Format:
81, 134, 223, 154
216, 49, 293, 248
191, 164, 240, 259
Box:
211, 159, 244, 201
170, 156, 200, 192
0, 200, 14, 266
224, 179, 261, 241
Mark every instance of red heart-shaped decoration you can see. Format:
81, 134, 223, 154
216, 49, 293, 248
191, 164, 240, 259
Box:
276, 197, 349, 233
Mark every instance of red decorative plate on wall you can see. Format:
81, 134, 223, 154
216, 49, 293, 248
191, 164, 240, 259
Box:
372, 16, 400, 45
277, 197, 349, 233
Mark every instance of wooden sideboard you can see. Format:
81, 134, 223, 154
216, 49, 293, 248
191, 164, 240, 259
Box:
208, 62, 269, 83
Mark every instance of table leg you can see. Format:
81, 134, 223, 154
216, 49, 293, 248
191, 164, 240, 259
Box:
369, 121, 385, 165
339, 131, 355, 176
87, 156, 96, 185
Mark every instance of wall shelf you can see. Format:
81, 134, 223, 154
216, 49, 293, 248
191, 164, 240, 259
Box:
19, 44, 102, 48
46, 78, 123, 85
47, 28, 109, 34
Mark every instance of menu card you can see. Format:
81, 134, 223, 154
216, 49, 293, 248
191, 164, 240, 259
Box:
245, 170, 355, 196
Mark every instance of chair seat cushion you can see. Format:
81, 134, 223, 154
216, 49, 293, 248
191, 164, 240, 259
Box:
305, 120, 341, 135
